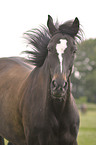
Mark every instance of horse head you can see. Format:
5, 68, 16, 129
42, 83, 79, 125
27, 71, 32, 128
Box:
47, 15, 80, 100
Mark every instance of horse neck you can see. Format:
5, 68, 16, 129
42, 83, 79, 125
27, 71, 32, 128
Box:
19, 59, 50, 113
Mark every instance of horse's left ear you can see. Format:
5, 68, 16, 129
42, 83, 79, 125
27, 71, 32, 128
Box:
71, 17, 79, 36
47, 15, 57, 35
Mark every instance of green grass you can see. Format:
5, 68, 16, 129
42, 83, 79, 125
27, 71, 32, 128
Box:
77, 110, 96, 145
75, 98, 96, 145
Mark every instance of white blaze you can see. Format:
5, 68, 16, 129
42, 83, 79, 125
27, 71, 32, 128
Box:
56, 39, 67, 73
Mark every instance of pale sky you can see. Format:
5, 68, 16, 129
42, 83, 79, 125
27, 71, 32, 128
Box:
0, 0, 96, 57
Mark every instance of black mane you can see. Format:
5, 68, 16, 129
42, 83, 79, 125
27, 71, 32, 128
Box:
24, 19, 82, 67
24, 26, 50, 67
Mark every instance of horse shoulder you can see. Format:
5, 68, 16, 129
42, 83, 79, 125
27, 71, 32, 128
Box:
0, 57, 33, 145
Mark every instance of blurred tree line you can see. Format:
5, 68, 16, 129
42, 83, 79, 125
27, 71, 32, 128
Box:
71, 38, 96, 103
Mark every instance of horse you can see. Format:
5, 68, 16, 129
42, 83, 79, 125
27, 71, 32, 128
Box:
0, 15, 82, 145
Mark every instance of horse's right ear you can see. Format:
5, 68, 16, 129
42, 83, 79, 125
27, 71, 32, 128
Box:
47, 15, 57, 36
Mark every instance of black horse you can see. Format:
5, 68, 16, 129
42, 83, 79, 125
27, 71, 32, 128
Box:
0, 15, 81, 145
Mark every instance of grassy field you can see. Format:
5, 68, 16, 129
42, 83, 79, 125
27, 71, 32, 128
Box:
75, 97, 96, 145
77, 110, 96, 145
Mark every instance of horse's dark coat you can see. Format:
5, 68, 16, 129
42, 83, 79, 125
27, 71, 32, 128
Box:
0, 57, 33, 145
0, 15, 81, 145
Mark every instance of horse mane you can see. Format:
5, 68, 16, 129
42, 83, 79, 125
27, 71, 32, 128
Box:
24, 20, 82, 67
24, 26, 50, 67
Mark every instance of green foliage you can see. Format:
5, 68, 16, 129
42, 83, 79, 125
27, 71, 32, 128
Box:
71, 38, 96, 103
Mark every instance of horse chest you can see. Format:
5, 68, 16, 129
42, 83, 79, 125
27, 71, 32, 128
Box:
39, 122, 76, 145
50, 122, 78, 145
48, 113, 79, 145
59, 124, 78, 145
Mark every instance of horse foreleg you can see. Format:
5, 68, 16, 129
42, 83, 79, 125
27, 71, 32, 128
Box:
0, 136, 4, 145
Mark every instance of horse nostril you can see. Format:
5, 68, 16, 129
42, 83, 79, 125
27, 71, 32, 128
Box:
63, 81, 67, 88
52, 80, 58, 90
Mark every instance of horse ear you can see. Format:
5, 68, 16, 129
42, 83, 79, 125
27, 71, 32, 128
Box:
71, 17, 79, 36
47, 15, 57, 35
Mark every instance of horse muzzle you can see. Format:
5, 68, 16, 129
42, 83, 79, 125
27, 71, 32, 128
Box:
51, 79, 68, 99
